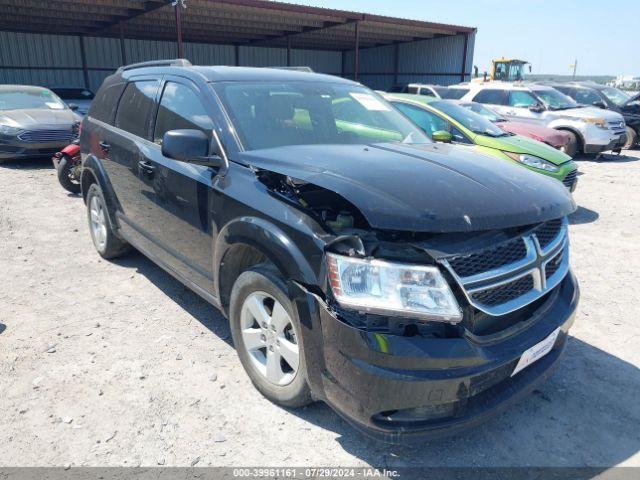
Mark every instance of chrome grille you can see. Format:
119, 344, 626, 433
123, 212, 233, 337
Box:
17, 128, 75, 143
441, 217, 569, 315
471, 275, 534, 307
447, 238, 527, 278
562, 169, 578, 190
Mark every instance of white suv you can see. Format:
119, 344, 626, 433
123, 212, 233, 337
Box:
457, 83, 627, 156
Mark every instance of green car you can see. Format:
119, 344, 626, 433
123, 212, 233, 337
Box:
384, 93, 578, 191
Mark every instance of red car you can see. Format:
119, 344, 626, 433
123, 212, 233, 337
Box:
459, 101, 571, 152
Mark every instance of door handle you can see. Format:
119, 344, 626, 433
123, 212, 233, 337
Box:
138, 160, 156, 175
99, 141, 110, 152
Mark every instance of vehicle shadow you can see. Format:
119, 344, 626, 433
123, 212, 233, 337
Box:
569, 206, 599, 225
0, 157, 53, 170
574, 152, 639, 163
111, 250, 232, 346
0, 323, 6, 335
289, 336, 640, 469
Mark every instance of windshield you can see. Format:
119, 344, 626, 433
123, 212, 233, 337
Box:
460, 102, 506, 122
214, 82, 431, 151
431, 100, 508, 137
0, 87, 67, 111
599, 86, 630, 106
533, 89, 579, 110
50, 88, 94, 100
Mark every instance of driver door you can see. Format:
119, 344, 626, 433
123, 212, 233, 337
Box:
504, 90, 545, 125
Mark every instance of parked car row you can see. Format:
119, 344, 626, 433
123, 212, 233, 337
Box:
406, 80, 635, 155
1, 62, 604, 444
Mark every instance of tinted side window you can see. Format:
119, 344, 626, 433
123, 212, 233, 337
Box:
440, 88, 469, 100
573, 88, 602, 105
114, 81, 158, 139
420, 88, 435, 97
472, 89, 507, 105
509, 90, 538, 107
394, 102, 447, 134
154, 82, 213, 143
88, 83, 125, 124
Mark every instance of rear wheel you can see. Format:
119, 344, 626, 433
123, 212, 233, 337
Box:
229, 265, 312, 408
57, 155, 81, 194
561, 131, 579, 158
86, 183, 131, 259
624, 126, 637, 149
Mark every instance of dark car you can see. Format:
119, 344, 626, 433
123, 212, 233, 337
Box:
0, 85, 80, 162
543, 81, 640, 148
79, 59, 579, 443
50, 87, 95, 116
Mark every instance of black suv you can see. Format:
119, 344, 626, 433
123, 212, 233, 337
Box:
542, 81, 640, 149
80, 59, 579, 443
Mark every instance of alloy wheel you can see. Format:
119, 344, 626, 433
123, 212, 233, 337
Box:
239, 291, 299, 386
89, 195, 108, 252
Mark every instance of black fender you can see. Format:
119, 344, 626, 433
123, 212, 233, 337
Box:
80, 154, 124, 237
213, 216, 319, 302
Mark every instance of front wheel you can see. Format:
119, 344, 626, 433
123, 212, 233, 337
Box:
229, 265, 312, 408
624, 126, 637, 150
57, 155, 81, 194
562, 131, 579, 158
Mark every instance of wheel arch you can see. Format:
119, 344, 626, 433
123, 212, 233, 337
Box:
214, 217, 318, 315
81, 154, 124, 237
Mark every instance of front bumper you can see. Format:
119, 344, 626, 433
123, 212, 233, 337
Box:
295, 271, 579, 444
0, 139, 69, 160
583, 126, 627, 154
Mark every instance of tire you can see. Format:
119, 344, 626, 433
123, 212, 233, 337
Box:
229, 264, 312, 408
623, 126, 637, 150
57, 155, 81, 194
561, 131, 579, 158
85, 183, 131, 259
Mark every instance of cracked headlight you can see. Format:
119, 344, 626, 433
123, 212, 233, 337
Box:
326, 253, 462, 322
0, 124, 21, 136
504, 152, 560, 172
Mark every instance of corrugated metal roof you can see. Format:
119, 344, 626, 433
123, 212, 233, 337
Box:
0, 0, 475, 51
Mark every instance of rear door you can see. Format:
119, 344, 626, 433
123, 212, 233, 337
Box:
99, 78, 161, 233
137, 77, 218, 287
471, 88, 510, 116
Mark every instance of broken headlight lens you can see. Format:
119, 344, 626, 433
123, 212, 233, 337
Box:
503, 152, 560, 172
326, 253, 462, 323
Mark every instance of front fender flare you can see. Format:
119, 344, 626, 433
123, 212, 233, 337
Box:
213, 216, 319, 300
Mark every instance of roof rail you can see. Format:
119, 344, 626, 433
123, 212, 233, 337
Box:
117, 59, 192, 73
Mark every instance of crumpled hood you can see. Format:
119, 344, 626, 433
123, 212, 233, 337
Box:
474, 132, 572, 165
499, 121, 569, 147
0, 108, 78, 128
239, 143, 576, 233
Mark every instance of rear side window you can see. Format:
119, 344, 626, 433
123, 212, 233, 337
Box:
439, 88, 469, 100
472, 89, 508, 105
114, 81, 158, 139
88, 83, 125, 124
154, 82, 213, 143
572, 88, 602, 105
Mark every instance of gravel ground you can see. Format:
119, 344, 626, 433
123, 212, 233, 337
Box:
0, 151, 639, 468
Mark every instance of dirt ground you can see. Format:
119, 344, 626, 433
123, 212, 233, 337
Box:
0, 150, 639, 469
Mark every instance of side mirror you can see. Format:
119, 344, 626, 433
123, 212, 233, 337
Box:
529, 103, 544, 113
432, 130, 453, 143
161, 129, 223, 168
592, 100, 607, 109
68, 103, 79, 111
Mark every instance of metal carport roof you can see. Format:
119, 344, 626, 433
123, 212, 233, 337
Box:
0, 0, 475, 51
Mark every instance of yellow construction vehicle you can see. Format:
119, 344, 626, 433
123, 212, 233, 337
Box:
473, 58, 531, 83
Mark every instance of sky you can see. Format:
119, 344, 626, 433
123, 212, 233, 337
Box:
284, 0, 640, 76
